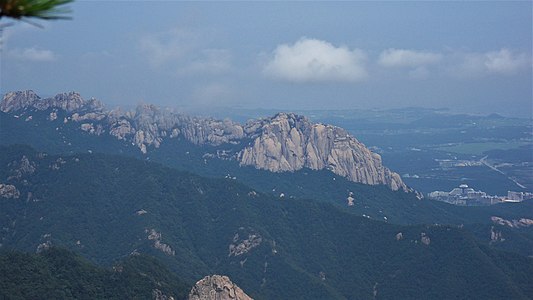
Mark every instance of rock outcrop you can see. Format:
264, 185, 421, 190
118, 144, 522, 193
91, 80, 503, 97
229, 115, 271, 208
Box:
491, 216, 533, 228
0, 90, 40, 112
8, 155, 36, 179
228, 231, 262, 257
188, 275, 253, 300
1, 90, 103, 113
239, 113, 406, 191
1, 91, 408, 191
490, 226, 504, 243
146, 228, 175, 256
152, 289, 175, 300
0, 184, 20, 199
420, 232, 431, 245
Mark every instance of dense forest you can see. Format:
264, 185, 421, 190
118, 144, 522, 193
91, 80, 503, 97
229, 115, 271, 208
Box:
0, 247, 189, 299
1, 145, 532, 299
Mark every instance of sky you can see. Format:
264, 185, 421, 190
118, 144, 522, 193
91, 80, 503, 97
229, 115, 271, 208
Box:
1, 1, 532, 117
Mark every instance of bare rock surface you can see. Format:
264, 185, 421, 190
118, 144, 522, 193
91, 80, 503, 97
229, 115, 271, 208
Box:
152, 289, 175, 300
0, 90, 40, 112
420, 232, 431, 245
0, 184, 20, 199
239, 113, 406, 191
228, 232, 262, 257
490, 226, 505, 243
146, 228, 175, 256
8, 155, 36, 179
491, 216, 533, 228
188, 275, 253, 300
1, 90, 103, 113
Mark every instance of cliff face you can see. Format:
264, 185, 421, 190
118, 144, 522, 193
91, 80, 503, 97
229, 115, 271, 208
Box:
239, 113, 406, 191
1, 91, 407, 191
242, 113, 407, 191
188, 275, 253, 300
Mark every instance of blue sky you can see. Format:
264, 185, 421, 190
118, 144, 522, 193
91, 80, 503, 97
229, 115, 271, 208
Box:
1, 1, 531, 117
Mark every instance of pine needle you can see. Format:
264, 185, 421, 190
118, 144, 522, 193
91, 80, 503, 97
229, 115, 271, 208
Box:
0, 0, 73, 21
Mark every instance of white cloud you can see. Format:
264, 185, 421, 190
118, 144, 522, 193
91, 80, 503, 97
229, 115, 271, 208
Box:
449, 48, 530, 78
264, 37, 367, 82
8, 47, 57, 62
378, 49, 442, 68
484, 49, 530, 75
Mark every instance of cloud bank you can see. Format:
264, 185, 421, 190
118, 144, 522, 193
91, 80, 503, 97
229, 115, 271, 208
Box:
483, 49, 529, 75
450, 48, 530, 78
378, 49, 442, 68
378, 47, 530, 79
264, 38, 367, 82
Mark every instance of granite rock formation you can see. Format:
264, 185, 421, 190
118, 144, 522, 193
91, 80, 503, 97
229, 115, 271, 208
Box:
240, 113, 406, 191
188, 275, 253, 300
0, 184, 20, 199
1, 90, 103, 113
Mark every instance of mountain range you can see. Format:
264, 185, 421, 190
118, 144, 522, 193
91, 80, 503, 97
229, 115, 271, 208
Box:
1, 91, 406, 191
1, 91, 533, 299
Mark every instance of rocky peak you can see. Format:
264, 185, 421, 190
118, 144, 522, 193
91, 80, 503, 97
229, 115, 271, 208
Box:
243, 112, 308, 137
134, 103, 165, 123
46, 92, 85, 112
239, 113, 407, 191
188, 275, 253, 300
0, 90, 40, 112
0, 90, 103, 113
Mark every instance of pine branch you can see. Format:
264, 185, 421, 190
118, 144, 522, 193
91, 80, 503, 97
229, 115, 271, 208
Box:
0, 0, 73, 22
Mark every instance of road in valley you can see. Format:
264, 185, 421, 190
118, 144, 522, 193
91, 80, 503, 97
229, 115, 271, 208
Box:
480, 156, 526, 189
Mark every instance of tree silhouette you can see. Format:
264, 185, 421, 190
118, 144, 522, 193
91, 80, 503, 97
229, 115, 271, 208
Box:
0, 0, 73, 26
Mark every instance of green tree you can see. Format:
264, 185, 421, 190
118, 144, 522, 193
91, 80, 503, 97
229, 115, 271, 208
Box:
0, 0, 72, 25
